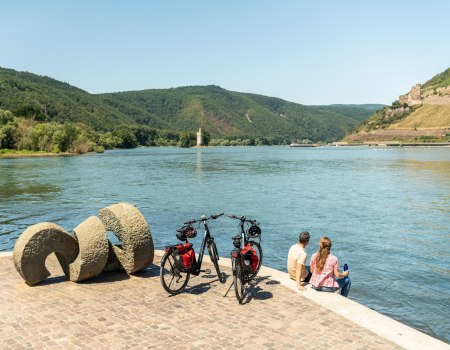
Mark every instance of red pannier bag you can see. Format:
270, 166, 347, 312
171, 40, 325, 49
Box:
241, 243, 259, 273
174, 243, 195, 269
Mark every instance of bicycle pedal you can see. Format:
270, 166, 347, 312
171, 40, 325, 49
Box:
201, 269, 211, 274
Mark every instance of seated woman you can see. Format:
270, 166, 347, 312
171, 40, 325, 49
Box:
310, 236, 351, 297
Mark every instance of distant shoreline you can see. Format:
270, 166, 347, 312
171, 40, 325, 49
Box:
2, 143, 449, 159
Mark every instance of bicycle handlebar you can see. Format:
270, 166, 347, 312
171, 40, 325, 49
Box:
184, 212, 224, 224
227, 214, 259, 225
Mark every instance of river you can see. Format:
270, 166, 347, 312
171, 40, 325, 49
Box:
1, 146, 449, 342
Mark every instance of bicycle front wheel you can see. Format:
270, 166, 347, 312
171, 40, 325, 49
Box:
233, 259, 247, 304
249, 241, 263, 281
160, 252, 190, 295
207, 240, 224, 283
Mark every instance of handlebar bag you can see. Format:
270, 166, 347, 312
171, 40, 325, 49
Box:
241, 243, 259, 273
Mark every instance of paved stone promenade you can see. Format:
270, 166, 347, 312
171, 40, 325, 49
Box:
0, 253, 403, 350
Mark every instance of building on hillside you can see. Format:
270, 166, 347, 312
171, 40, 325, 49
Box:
196, 128, 202, 147
399, 84, 422, 106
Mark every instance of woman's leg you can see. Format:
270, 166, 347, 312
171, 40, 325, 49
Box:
313, 286, 339, 293
336, 277, 351, 297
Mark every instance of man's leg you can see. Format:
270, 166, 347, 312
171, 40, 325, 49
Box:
304, 265, 312, 283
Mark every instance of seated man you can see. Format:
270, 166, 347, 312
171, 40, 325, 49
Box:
287, 231, 312, 291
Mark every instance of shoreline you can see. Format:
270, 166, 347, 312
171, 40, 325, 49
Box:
0, 151, 79, 159
1, 250, 448, 349
1, 142, 449, 160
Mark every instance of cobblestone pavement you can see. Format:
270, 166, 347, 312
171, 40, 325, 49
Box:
0, 253, 403, 350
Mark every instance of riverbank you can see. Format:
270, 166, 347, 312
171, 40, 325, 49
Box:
0, 150, 78, 159
331, 141, 450, 147
0, 251, 447, 349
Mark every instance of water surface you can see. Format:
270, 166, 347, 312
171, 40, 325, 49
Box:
1, 146, 449, 342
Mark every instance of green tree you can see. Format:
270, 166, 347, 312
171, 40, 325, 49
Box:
179, 131, 196, 148
0, 123, 18, 149
202, 130, 211, 146
98, 132, 121, 149
0, 109, 15, 125
113, 127, 138, 148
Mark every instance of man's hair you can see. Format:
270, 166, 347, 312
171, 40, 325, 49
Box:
299, 231, 310, 244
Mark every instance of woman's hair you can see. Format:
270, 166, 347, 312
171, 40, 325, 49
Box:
315, 237, 332, 272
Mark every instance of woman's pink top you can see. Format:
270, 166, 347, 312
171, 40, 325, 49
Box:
310, 252, 339, 288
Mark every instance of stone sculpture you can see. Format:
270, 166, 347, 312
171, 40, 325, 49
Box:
99, 203, 154, 274
12, 202, 154, 286
13, 222, 79, 286
69, 216, 109, 282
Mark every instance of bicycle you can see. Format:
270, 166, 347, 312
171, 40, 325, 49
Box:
160, 213, 226, 295
228, 214, 263, 304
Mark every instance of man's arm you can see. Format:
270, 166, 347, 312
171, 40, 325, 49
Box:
296, 262, 306, 291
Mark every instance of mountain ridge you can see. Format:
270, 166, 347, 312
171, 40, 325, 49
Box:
0, 67, 381, 143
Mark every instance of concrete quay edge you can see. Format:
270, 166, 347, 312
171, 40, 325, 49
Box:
198, 251, 449, 350
2, 249, 448, 350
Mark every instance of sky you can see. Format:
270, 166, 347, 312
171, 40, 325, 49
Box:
1, 0, 449, 105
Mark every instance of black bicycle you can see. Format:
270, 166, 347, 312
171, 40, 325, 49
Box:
160, 213, 225, 295
228, 214, 263, 303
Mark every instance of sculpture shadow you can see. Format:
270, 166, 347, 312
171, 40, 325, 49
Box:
133, 264, 160, 279
79, 271, 131, 284
34, 275, 68, 287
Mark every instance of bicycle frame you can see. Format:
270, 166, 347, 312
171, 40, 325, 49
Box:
191, 219, 214, 276
228, 214, 262, 282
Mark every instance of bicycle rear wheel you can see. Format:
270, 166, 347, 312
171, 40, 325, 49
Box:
160, 252, 190, 295
207, 240, 225, 283
233, 258, 247, 304
249, 241, 263, 281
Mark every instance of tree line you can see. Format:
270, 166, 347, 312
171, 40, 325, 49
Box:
0, 109, 290, 154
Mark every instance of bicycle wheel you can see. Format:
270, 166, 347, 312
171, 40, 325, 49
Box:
249, 241, 263, 281
233, 259, 247, 304
160, 252, 190, 295
207, 240, 224, 283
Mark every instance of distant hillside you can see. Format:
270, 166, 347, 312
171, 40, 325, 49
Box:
0, 67, 138, 131
100, 86, 379, 141
0, 67, 378, 143
422, 67, 450, 90
345, 68, 450, 143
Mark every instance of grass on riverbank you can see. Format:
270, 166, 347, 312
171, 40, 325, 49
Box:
0, 149, 77, 158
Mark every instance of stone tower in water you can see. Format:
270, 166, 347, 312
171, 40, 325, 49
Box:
196, 128, 202, 147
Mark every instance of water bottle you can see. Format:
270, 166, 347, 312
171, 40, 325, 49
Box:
343, 263, 348, 272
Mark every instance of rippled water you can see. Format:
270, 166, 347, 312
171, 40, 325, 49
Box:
1, 146, 449, 342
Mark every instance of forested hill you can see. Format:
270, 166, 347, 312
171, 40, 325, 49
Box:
99, 87, 381, 141
0, 67, 380, 142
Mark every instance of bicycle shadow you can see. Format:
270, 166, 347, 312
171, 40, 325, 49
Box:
252, 275, 281, 285
182, 272, 229, 295
239, 275, 278, 304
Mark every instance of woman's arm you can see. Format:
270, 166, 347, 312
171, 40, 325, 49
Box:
334, 266, 349, 278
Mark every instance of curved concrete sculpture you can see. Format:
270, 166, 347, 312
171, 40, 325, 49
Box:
12, 222, 79, 286
13, 202, 154, 285
69, 216, 109, 282
99, 202, 154, 274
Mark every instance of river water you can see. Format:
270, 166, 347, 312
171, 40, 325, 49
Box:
1, 146, 449, 342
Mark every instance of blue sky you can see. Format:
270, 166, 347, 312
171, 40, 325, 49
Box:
1, 0, 449, 105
